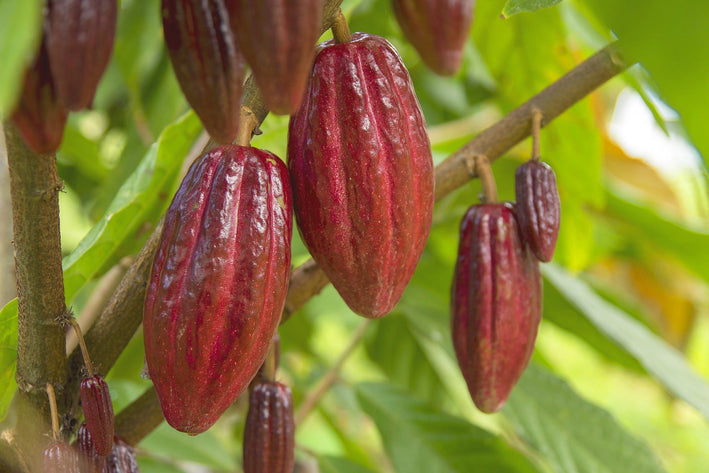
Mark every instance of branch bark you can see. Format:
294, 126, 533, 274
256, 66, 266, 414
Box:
110, 41, 629, 444
0, 127, 15, 306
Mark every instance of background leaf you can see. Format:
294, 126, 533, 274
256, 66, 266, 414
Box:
502, 0, 564, 18
504, 364, 667, 473
318, 455, 378, 473
0, 300, 18, 422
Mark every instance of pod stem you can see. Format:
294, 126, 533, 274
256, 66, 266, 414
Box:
531, 108, 543, 161
262, 339, 278, 381
67, 316, 94, 376
331, 10, 352, 43
236, 106, 259, 147
473, 155, 498, 204
46, 383, 60, 441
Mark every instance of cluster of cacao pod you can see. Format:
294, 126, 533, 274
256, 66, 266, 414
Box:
10, 0, 117, 154
451, 147, 560, 413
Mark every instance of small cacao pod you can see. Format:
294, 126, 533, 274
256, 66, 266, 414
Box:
288, 33, 434, 318
243, 381, 295, 473
104, 436, 141, 473
162, 0, 244, 144
144, 145, 293, 434
43, 441, 79, 473
79, 375, 114, 456
515, 160, 560, 262
390, 0, 474, 75
451, 203, 542, 413
10, 37, 68, 154
46, 0, 117, 110
226, 0, 322, 115
75, 422, 105, 473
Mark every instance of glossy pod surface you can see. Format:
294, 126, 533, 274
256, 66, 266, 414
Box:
46, 0, 117, 110
288, 33, 434, 318
162, 0, 244, 144
226, 0, 322, 114
79, 375, 114, 456
104, 436, 141, 473
43, 442, 79, 473
144, 145, 293, 434
515, 160, 561, 262
76, 422, 106, 473
391, 0, 474, 75
243, 381, 295, 473
451, 203, 542, 413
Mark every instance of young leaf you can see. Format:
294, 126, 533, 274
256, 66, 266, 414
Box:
504, 364, 667, 473
543, 263, 709, 420
355, 382, 541, 473
502, 0, 563, 18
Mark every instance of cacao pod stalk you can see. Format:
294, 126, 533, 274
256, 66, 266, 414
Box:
143, 145, 293, 434
288, 32, 434, 318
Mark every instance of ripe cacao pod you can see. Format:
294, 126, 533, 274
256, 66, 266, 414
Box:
515, 160, 561, 262
226, 0, 322, 115
390, 0, 474, 75
104, 436, 141, 473
243, 381, 295, 473
451, 203, 542, 413
162, 0, 244, 144
46, 0, 117, 110
143, 145, 293, 434
79, 375, 114, 456
288, 33, 434, 318
43, 441, 79, 473
75, 422, 106, 473
10, 37, 67, 154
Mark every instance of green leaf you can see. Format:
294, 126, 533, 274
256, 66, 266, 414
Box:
319, 455, 378, 473
0, 0, 42, 118
503, 0, 564, 18
504, 364, 666, 473
0, 299, 18, 422
543, 263, 709, 420
61, 111, 202, 300
355, 382, 540, 473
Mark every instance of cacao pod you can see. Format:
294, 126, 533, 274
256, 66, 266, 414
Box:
243, 381, 295, 473
46, 0, 117, 110
143, 145, 293, 434
162, 0, 244, 144
104, 436, 141, 473
79, 375, 114, 456
288, 33, 434, 318
390, 0, 474, 75
75, 422, 105, 473
515, 160, 560, 262
10, 37, 68, 154
451, 202, 542, 413
226, 0, 322, 115
43, 441, 79, 473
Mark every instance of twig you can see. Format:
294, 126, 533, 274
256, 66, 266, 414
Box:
294, 320, 372, 426
531, 108, 543, 161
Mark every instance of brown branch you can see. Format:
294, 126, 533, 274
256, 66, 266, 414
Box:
114, 388, 164, 446
78, 36, 628, 446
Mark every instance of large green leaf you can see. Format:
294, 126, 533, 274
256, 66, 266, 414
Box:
504, 364, 666, 473
61, 111, 201, 299
0, 0, 42, 118
319, 455, 378, 473
503, 0, 564, 18
543, 264, 709, 420
580, 0, 709, 167
355, 382, 540, 473
0, 299, 18, 422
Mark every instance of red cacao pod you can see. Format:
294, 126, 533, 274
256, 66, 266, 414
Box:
515, 160, 560, 262
79, 375, 114, 456
162, 0, 244, 144
143, 145, 293, 434
225, 0, 322, 115
391, 0, 474, 75
43, 441, 79, 473
288, 33, 434, 318
46, 0, 117, 110
75, 422, 106, 473
243, 381, 295, 473
104, 436, 140, 473
451, 203, 542, 413
10, 37, 68, 154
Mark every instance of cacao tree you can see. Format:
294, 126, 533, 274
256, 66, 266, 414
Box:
0, 0, 708, 472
